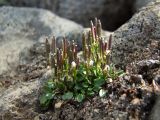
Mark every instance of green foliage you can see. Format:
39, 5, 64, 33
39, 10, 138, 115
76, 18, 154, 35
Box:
39, 19, 125, 109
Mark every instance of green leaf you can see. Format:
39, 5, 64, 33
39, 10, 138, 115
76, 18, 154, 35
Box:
75, 94, 85, 102
80, 89, 85, 94
117, 70, 125, 76
57, 82, 65, 90
87, 91, 95, 96
82, 82, 89, 88
99, 89, 107, 97
74, 84, 82, 90
47, 81, 55, 89
39, 93, 54, 108
94, 78, 105, 88
62, 92, 73, 100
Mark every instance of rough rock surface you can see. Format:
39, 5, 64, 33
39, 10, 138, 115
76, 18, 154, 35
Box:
135, 0, 157, 10
0, 1, 160, 120
2, 0, 159, 31
0, 6, 83, 74
3, 0, 135, 31
112, 1, 160, 67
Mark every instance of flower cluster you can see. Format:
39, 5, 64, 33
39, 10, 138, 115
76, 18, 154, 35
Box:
40, 19, 124, 109
45, 18, 112, 78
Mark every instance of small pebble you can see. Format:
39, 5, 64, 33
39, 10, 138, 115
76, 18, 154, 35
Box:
131, 98, 140, 105
120, 94, 126, 100
55, 101, 63, 108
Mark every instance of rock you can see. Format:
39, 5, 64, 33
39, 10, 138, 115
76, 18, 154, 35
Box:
0, 66, 52, 118
111, 2, 160, 67
5, 0, 135, 31
150, 95, 160, 120
154, 75, 160, 85
0, 6, 83, 74
134, 0, 158, 10
0, 79, 40, 113
54, 101, 63, 109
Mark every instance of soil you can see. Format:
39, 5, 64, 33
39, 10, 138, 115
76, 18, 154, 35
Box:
0, 40, 159, 120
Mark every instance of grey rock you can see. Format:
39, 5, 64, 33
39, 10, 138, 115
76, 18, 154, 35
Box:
135, 0, 159, 10
0, 6, 83, 74
111, 2, 160, 66
5, 0, 135, 31
150, 95, 160, 120
0, 72, 48, 116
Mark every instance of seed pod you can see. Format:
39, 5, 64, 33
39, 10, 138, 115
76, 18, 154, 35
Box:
51, 36, 56, 53
88, 30, 92, 45
95, 18, 98, 29
84, 45, 89, 61
74, 44, 77, 61
59, 49, 63, 70
54, 64, 57, 77
90, 20, 96, 42
50, 36, 56, 68
88, 45, 91, 60
82, 32, 86, 51
50, 53, 55, 68
97, 19, 102, 37
99, 38, 103, 57
104, 42, 108, 52
45, 38, 50, 66
76, 57, 80, 68
71, 40, 75, 60
56, 48, 60, 69
62, 37, 67, 59
108, 34, 112, 50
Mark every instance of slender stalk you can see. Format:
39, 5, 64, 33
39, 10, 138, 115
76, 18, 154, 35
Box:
45, 38, 50, 66
97, 19, 102, 37
108, 34, 112, 50
50, 36, 56, 68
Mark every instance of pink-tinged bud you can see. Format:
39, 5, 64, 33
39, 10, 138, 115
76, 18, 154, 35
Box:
88, 30, 92, 45
74, 44, 77, 61
104, 42, 108, 51
88, 45, 91, 60
63, 37, 67, 59
50, 36, 56, 68
82, 32, 86, 50
76, 58, 80, 67
99, 38, 103, 56
108, 34, 112, 50
94, 26, 97, 39
56, 48, 60, 68
97, 19, 102, 37
71, 40, 76, 60
59, 49, 63, 69
45, 38, 50, 66
95, 18, 98, 29
84, 45, 89, 61
51, 36, 56, 53
90, 20, 96, 42
54, 64, 57, 77
68, 49, 73, 64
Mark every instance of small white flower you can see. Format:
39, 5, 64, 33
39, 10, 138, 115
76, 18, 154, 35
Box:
71, 61, 76, 68
105, 50, 111, 55
108, 78, 113, 83
103, 65, 110, 71
89, 60, 94, 66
